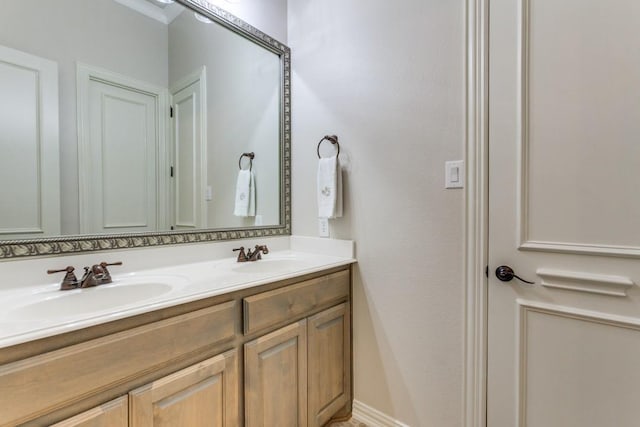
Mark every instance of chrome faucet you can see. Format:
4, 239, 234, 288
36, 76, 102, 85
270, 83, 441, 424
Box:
233, 245, 269, 262
48, 262, 122, 290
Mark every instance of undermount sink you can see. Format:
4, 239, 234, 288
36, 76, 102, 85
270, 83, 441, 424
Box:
8, 276, 186, 320
231, 258, 314, 274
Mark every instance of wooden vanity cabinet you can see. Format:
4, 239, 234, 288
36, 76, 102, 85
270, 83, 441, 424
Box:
243, 269, 352, 427
0, 266, 351, 427
50, 350, 238, 427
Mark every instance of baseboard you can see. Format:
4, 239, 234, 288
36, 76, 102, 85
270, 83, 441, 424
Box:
352, 400, 410, 427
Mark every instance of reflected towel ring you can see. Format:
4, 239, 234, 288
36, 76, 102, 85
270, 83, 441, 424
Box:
317, 135, 340, 159
239, 152, 255, 171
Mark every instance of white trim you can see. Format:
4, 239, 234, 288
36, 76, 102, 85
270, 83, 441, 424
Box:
517, 0, 531, 250
464, 0, 489, 427
520, 241, 640, 258
517, 298, 640, 328
352, 400, 409, 427
537, 268, 634, 297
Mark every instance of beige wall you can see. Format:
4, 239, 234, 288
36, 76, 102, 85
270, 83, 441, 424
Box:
288, 1, 465, 425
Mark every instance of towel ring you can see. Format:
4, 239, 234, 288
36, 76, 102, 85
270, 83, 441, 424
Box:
239, 152, 255, 171
317, 135, 340, 159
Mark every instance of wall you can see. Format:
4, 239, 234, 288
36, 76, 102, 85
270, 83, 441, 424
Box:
288, 1, 465, 426
0, 0, 168, 235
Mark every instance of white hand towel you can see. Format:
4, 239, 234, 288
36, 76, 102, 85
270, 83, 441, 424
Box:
248, 171, 256, 217
234, 170, 256, 217
317, 155, 343, 218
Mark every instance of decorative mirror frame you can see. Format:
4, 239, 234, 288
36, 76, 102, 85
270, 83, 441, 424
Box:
0, 0, 291, 259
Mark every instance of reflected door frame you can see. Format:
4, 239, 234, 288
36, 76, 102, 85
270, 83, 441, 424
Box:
169, 66, 207, 231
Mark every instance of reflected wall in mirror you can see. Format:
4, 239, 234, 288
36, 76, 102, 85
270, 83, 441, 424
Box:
0, 0, 291, 258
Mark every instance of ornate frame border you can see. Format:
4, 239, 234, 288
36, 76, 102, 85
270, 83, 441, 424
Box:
0, 0, 291, 259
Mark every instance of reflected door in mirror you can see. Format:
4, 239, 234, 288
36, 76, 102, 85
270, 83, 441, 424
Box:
78, 65, 166, 234
0, 45, 60, 240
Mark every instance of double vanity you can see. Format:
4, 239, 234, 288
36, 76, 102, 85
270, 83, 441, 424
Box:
0, 1, 345, 425
0, 238, 356, 426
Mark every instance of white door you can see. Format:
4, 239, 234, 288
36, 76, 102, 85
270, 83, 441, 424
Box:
488, 1, 640, 426
77, 65, 167, 234
170, 69, 207, 230
0, 45, 60, 239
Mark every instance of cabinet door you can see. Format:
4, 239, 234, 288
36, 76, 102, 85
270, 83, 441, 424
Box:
50, 396, 128, 427
129, 349, 239, 427
245, 320, 308, 427
308, 303, 351, 427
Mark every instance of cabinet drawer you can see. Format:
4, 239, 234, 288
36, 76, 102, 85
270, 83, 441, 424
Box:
243, 269, 349, 335
0, 301, 237, 426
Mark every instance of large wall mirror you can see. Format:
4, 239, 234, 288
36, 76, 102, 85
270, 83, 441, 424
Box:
0, 0, 291, 259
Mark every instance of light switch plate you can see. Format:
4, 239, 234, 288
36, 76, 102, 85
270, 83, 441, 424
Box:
445, 160, 464, 189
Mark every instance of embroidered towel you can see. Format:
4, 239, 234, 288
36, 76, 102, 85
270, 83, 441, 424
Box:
317, 155, 343, 218
234, 170, 256, 217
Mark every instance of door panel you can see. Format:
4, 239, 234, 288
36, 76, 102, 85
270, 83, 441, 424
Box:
521, 0, 640, 255
98, 89, 155, 229
308, 303, 351, 427
488, 0, 640, 426
518, 302, 640, 427
171, 70, 206, 230
244, 320, 307, 427
129, 350, 239, 427
78, 64, 162, 234
0, 44, 60, 239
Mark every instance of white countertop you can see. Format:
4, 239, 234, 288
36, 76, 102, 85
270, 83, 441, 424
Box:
0, 237, 356, 349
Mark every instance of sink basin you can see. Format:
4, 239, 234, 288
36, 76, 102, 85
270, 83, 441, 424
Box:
8, 276, 186, 320
231, 258, 314, 274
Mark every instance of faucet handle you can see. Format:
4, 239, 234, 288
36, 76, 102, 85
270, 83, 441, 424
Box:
253, 245, 269, 260
101, 261, 123, 268
47, 266, 79, 291
233, 247, 248, 262
94, 261, 122, 284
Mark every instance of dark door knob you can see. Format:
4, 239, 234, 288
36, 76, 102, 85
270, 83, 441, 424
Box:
495, 265, 535, 284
